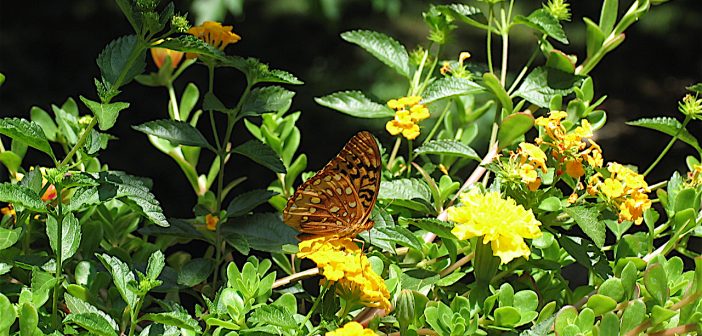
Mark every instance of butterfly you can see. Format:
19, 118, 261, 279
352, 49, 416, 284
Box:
283, 131, 382, 240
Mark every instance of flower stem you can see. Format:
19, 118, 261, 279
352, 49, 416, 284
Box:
422, 102, 452, 146
643, 115, 691, 176
51, 184, 64, 329
297, 284, 330, 336
167, 84, 180, 121
387, 137, 402, 170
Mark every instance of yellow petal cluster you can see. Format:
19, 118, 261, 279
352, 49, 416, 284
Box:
535, 111, 603, 178
447, 191, 542, 264
588, 162, 651, 224
205, 214, 219, 231
326, 322, 376, 336
385, 96, 430, 140
516, 143, 548, 191
297, 236, 392, 311
188, 21, 241, 50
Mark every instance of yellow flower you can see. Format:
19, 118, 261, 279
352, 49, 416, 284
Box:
588, 162, 651, 224
386, 96, 430, 140
205, 214, 219, 231
326, 322, 376, 336
447, 191, 542, 264
1, 205, 15, 217
515, 143, 547, 190
150, 47, 184, 69
188, 21, 241, 50
297, 236, 392, 311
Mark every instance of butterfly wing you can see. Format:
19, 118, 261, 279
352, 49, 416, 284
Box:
283, 131, 381, 238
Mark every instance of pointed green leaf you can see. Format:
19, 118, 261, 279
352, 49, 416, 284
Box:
341, 30, 411, 78
379, 178, 432, 202
94, 171, 169, 227
146, 250, 165, 281
30, 107, 58, 141
80, 96, 130, 131
498, 112, 535, 148
64, 313, 118, 336
97, 253, 137, 310
97, 35, 145, 86
140, 311, 201, 332
515, 9, 568, 44
626, 117, 702, 154
483, 73, 513, 113
0, 118, 54, 160
0, 293, 16, 332
227, 189, 278, 217
0, 227, 22, 250
240, 86, 295, 117
46, 212, 81, 264
133, 120, 212, 149
414, 139, 479, 160
177, 258, 215, 287
218, 55, 303, 85
564, 206, 605, 248
232, 140, 286, 173
422, 77, 484, 104
515, 67, 585, 108
315, 91, 395, 118
220, 213, 297, 253
0, 183, 45, 212
64, 294, 119, 331
156, 35, 224, 58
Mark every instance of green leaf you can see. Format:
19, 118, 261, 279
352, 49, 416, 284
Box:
626, 117, 702, 154
315, 91, 395, 118
414, 139, 480, 160
231, 140, 286, 173
30, 107, 58, 141
46, 212, 81, 264
379, 178, 432, 202
249, 305, 297, 329
483, 72, 513, 113
0, 227, 22, 250
515, 67, 585, 108
599, 312, 619, 335
80, 96, 130, 131
515, 9, 568, 44
227, 189, 278, 217
600, 0, 619, 35
177, 258, 215, 287
401, 217, 455, 240
498, 112, 535, 148
0, 73, 4, 87
240, 86, 295, 117
585, 294, 617, 315
64, 313, 119, 336
97, 35, 145, 86
643, 263, 669, 305
422, 77, 484, 104
138, 219, 205, 240
0, 151, 22, 173
377, 225, 424, 251
0, 118, 55, 160
94, 171, 169, 227
140, 311, 201, 332
218, 55, 303, 85
96, 253, 137, 310
19, 303, 39, 336
495, 306, 521, 327
435, 4, 491, 32
687, 83, 702, 94
64, 294, 119, 331
146, 250, 165, 281
157, 35, 224, 58
564, 206, 604, 248
0, 183, 45, 212
220, 213, 297, 253
138, 325, 180, 336
341, 30, 411, 78
0, 293, 16, 332
620, 300, 646, 334
133, 120, 212, 149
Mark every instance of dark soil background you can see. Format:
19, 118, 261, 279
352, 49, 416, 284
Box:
1, 0, 701, 220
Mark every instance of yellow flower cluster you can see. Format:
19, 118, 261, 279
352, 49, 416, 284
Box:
447, 191, 542, 264
326, 322, 376, 336
297, 236, 392, 311
535, 111, 603, 179
205, 214, 219, 231
188, 21, 241, 50
686, 163, 702, 187
588, 163, 651, 224
515, 143, 548, 191
385, 96, 430, 140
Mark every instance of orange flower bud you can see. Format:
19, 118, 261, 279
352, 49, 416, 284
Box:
150, 47, 184, 69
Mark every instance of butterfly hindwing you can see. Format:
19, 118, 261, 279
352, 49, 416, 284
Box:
283, 131, 381, 238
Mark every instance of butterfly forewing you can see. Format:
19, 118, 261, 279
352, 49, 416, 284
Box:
283, 131, 381, 238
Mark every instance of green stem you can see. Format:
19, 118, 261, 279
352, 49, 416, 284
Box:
167, 84, 180, 121
406, 140, 414, 178
486, 7, 495, 75
499, 10, 510, 86
643, 115, 691, 176
422, 102, 452, 146
387, 137, 402, 170
128, 298, 144, 336
60, 118, 97, 167
51, 184, 64, 329
507, 44, 539, 95
297, 284, 330, 336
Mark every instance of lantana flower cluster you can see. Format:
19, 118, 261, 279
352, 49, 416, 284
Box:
297, 236, 392, 311
587, 162, 652, 224
326, 322, 376, 336
385, 96, 430, 140
447, 191, 543, 264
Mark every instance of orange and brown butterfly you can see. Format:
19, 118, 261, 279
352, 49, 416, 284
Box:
283, 131, 382, 240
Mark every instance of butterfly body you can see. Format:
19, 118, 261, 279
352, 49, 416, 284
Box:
283, 131, 381, 239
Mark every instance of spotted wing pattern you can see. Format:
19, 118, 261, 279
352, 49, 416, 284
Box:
283, 131, 381, 239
